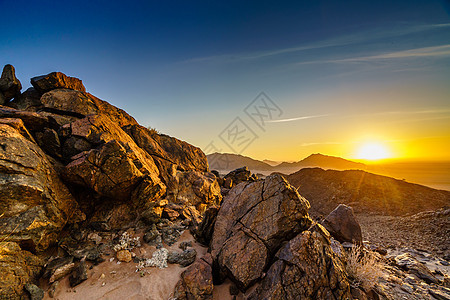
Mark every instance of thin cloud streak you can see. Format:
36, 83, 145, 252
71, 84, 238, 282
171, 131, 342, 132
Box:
267, 114, 331, 123
182, 23, 450, 64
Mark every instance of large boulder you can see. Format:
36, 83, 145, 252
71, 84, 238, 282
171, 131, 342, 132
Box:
0, 64, 22, 102
223, 166, 257, 188
322, 204, 362, 244
10, 87, 138, 127
0, 105, 56, 132
170, 170, 221, 209
62, 114, 166, 225
210, 174, 311, 290
174, 253, 214, 300
30, 72, 85, 93
247, 224, 351, 299
0, 122, 82, 251
0, 242, 44, 300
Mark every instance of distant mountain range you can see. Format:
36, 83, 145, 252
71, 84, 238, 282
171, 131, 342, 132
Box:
286, 168, 450, 216
207, 152, 366, 175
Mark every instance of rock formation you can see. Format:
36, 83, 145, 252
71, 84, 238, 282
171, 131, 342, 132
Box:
0, 65, 221, 298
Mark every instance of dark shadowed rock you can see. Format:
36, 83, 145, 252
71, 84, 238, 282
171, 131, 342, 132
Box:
0, 105, 57, 132
322, 204, 362, 244
0, 65, 22, 101
192, 206, 219, 246
8, 87, 41, 111
0, 242, 44, 300
247, 224, 351, 299
0, 91, 5, 105
35, 128, 61, 158
43, 256, 74, 279
31, 72, 85, 93
0, 123, 82, 251
174, 254, 213, 300
210, 174, 311, 290
168, 248, 197, 267
69, 261, 88, 287
223, 166, 256, 188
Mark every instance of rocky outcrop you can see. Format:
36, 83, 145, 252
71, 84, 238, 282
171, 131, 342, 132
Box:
31, 72, 86, 93
0, 122, 82, 251
210, 174, 311, 290
174, 254, 214, 300
247, 224, 351, 299
222, 166, 257, 188
0, 242, 44, 300
0, 65, 222, 298
0, 64, 22, 103
322, 204, 362, 244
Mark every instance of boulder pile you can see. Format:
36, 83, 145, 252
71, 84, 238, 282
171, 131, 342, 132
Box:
0, 64, 221, 299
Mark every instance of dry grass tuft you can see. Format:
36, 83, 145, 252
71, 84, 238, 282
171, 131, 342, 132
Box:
345, 246, 383, 291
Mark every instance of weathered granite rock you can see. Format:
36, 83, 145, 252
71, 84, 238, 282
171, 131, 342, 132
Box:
0, 242, 44, 300
31, 72, 85, 93
0, 64, 22, 101
192, 206, 219, 246
394, 253, 439, 284
174, 254, 213, 300
322, 204, 362, 244
247, 224, 351, 299
0, 123, 82, 251
210, 174, 311, 290
0, 105, 57, 132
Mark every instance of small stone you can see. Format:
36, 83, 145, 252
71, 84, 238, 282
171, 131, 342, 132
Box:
167, 248, 197, 267
87, 233, 102, 244
179, 241, 193, 251
116, 250, 133, 262
24, 283, 44, 300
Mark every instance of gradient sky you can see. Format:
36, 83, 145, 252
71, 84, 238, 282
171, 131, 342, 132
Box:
1, 0, 449, 161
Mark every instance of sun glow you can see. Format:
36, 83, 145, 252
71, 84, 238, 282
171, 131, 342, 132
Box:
356, 142, 391, 161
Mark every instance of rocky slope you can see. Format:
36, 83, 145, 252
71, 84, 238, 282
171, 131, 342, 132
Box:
287, 167, 450, 216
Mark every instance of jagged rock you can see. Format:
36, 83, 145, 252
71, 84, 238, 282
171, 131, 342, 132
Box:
192, 206, 219, 246
394, 253, 439, 284
322, 204, 362, 244
0, 123, 82, 251
0, 105, 57, 132
43, 256, 74, 279
0, 242, 44, 300
62, 114, 164, 202
122, 124, 209, 174
31, 72, 86, 93
247, 224, 351, 299
0, 117, 35, 141
8, 87, 41, 110
0, 65, 22, 101
210, 174, 311, 290
168, 248, 197, 267
174, 254, 213, 300
163, 207, 180, 220
116, 249, 132, 262
69, 261, 88, 287
24, 283, 44, 300
143, 224, 161, 245
223, 166, 257, 188
172, 170, 221, 209
160, 223, 183, 246
35, 128, 61, 158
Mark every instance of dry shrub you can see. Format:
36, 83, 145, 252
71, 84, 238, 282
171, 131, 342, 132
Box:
345, 246, 383, 291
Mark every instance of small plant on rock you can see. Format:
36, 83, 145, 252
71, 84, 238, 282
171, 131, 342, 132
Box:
345, 246, 383, 291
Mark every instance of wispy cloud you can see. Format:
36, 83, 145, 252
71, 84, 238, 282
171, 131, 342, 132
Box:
372, 108, 450, 116
266, 114, 331, 123
182, 23, 450, 64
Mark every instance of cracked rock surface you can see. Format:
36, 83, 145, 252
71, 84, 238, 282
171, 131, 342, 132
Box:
210, 174, 312, 290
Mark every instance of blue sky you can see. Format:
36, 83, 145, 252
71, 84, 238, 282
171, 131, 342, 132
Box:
1, 0, 449, 160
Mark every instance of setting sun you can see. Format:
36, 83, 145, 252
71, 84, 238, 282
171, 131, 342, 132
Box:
356, 142, 391, 160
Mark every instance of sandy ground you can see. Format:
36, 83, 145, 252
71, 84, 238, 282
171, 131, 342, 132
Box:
43, 230, 214, 300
